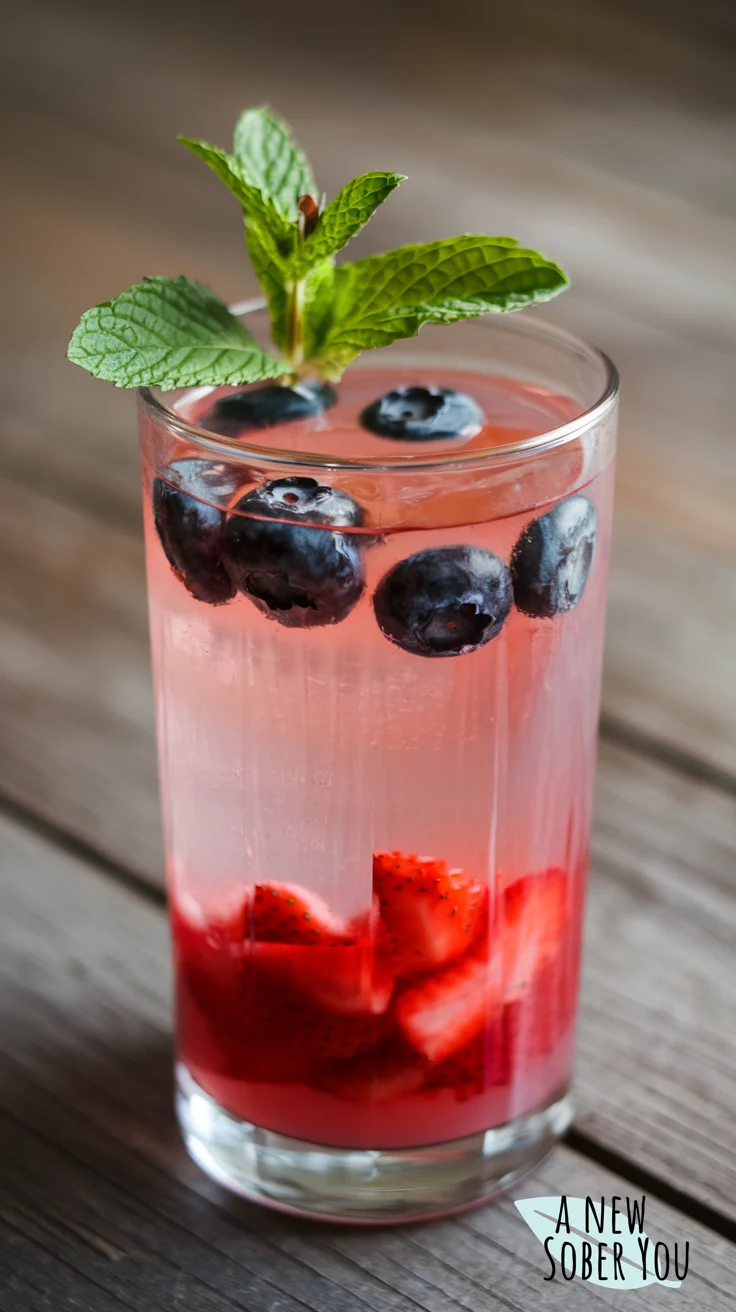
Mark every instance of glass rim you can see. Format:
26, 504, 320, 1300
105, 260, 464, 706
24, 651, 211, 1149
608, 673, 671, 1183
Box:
138, 300, 619, 474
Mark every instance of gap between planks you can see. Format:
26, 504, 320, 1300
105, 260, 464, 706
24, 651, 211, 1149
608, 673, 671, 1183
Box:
598, 715, 736, 805
565, 1129, 736, 1246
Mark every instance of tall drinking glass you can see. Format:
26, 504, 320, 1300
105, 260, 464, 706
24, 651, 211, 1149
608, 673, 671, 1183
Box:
138, 309, 618, 1222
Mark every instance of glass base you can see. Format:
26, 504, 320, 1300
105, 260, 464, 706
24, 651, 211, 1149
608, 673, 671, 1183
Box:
176, 1064, 573, 1224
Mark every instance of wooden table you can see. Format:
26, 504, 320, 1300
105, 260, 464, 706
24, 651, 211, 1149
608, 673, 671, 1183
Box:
2, 1, 735, 1305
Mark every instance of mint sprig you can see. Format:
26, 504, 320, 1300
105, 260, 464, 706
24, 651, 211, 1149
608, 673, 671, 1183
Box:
67, 106, 568, 390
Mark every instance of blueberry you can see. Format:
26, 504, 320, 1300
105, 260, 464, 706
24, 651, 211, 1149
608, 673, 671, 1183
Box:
203, 381, 337, 438
360, 386, 483, 441
510, 496, 597, 619
373, 546, 512, 657
223, 477, 365, 628
153, 459, 240, 605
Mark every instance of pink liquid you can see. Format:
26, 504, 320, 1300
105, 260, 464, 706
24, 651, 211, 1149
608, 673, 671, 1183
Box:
141, 366, 613, 1150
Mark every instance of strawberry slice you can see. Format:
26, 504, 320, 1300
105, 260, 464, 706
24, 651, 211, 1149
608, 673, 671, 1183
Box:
239, 964, 389, 1064
173, 907, 315, 1083
426, 998, 556, 1097
244, 882, 351, 944
395, 936, 501, 1064
501, 867, 568, 993
243, 893, 394, 1016
424, 1033, 489, 1101
487, 951, 576, 1087
373, 851, 487, 977
247, 941, 394, 1016
174, 897, 388, 1082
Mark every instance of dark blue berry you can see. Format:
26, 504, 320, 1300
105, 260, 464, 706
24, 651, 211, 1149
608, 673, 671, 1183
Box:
153, 459, 240, 605
373, 546, 512, 657
203, 381, 336, 438
360, 386, 483, 441
511, 495, 597, 618
223, 477, 365, 628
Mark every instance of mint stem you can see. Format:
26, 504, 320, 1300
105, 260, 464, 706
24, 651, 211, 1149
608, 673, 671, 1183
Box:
285, 202, 316, 372
285, 276, 306, 370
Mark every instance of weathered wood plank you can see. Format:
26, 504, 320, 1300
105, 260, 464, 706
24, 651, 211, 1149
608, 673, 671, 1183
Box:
604, 517, 736, 776
1, 811, 734, 1310
0, 481, 162, 879
580, 742, 736, 1217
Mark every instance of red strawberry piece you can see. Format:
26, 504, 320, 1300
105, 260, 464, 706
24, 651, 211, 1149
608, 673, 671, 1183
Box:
421, 962, 573, 1098
304, 1008, 388, 1061
316, 1041, 428, 1107
174, 886, 396, 1080
171, 907, 297, 1080
244, 882, 352, 945
424, 1033, 489, 1101
501, 867, 568, 992
505, 960, 562, 1070
395, 935, 502, 1064
486, 954, 571, 1087
488, 996, 549, 1086
264, 997, 388, 1064
373, 851, 487, 977
173, 902, 386, 1083
423, 1012, 523, 1094
247, 941, 394, 1016
244, 895, 395, 1016
475, 867, 571, 1085
239, 961, 388, 1064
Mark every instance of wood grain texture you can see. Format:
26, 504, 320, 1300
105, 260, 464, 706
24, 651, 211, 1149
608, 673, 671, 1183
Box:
1, 809, 735, 1311
582, 742, 736, 1219
0, 479, 162, 880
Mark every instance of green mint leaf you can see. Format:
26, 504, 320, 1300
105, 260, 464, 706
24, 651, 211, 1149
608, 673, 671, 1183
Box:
293, 172, 406, 273
233, 107, 315, 221
319, 236, 568, 369
178, 137, 293, 250
179, 135, 298, 350
67, 276, 285, 388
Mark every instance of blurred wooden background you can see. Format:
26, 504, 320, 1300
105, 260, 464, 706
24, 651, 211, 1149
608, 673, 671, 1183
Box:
2, 1, 736, 1306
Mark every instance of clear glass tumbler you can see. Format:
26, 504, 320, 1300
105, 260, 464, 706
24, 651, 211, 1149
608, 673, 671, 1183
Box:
138, 310, 618, 1222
